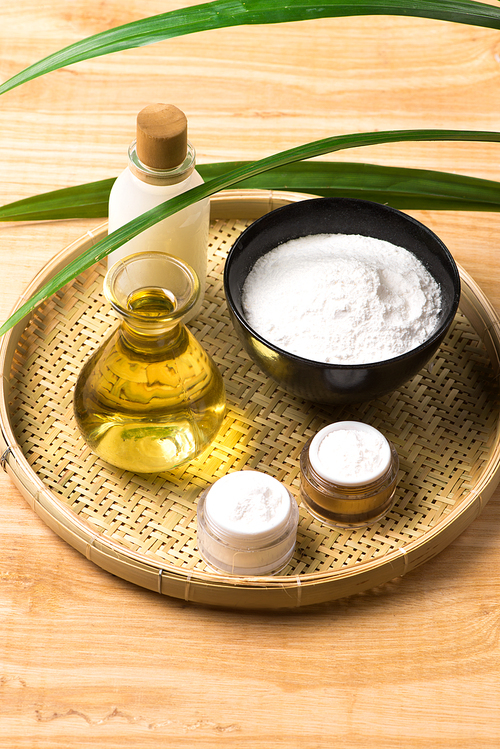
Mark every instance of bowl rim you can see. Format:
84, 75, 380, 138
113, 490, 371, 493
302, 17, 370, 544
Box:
223, 196, 461, 371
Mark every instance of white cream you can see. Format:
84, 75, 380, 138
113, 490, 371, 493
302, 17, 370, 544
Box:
312, 421, 391, 485
300, 421, 399, 528
197, 470, 299, 575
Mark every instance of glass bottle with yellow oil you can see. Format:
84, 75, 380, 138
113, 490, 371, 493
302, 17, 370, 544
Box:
74, 252, 226, 473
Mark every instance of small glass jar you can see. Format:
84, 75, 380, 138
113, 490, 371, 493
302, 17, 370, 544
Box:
197, 471, 299, 576
73, 252, 226, 474
300, 421, 399, 528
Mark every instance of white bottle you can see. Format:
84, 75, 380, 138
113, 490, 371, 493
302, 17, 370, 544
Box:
107, 104, 210, 319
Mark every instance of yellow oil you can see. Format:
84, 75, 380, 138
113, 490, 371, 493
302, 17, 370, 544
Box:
73, 286, 226, 473
127, 285, 177, 315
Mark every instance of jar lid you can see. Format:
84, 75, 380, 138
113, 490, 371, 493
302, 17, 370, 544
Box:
136, 103, 188, 170
203, 470, 293, 548
309, 421, 392, 486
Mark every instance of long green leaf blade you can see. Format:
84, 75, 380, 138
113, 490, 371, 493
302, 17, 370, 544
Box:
3, 161, 500, 221
3, 127, 500, 335
1, 0, 500, 97
0, 179, 116, 221
200, 161, 500, 211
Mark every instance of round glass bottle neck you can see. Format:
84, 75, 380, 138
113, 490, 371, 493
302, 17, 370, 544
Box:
128, 139, 197, 185
104, 251, 200, 336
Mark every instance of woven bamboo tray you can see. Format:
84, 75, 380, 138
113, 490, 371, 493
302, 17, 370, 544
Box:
1, 189, 500, 610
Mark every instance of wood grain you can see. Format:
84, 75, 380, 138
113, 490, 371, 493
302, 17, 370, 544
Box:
1, 2, 500, 746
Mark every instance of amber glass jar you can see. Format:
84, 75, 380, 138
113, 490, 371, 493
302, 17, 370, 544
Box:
300, 421, 399, 528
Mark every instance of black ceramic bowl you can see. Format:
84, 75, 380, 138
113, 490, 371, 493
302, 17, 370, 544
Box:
223, 197, 461, 405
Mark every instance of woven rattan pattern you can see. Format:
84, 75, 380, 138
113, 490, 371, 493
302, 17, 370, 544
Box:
8, 217, 500, 579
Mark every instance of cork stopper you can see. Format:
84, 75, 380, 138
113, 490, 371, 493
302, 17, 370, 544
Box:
136, 104, 188, 170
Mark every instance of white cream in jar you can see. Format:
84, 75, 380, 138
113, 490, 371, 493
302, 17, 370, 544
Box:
197, 470, 299, 575
300, 421, 399, 527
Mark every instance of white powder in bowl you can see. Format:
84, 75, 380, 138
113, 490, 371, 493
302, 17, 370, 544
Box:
241, 233, 442, 365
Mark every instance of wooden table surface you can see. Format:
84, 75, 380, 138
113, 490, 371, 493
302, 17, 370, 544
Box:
2, 2, 500, 746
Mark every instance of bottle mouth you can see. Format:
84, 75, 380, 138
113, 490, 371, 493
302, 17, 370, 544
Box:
128, 139, 196, 185
104, 251, 200, 327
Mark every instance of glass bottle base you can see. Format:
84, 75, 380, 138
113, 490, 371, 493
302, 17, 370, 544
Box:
80, 418, 211, 474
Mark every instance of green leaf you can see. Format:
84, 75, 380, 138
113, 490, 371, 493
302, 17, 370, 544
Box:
1, 0, 500, 97
2, 127, 500, 337
3, 161, 500, 222
0, 179, 116, 221
200, 161, 500, 211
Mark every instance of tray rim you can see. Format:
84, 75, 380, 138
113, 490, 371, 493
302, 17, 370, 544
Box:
2, 188, 500, 609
